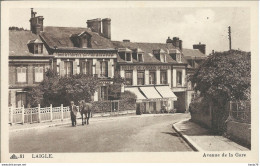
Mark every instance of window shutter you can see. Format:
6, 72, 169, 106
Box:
108, 61, 112, 77
59, 61, 65, 77
73, 61, 77, 75
80, 61, 83, 74
95, 61, 100, 77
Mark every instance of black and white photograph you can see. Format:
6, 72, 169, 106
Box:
1, 1, 258, 163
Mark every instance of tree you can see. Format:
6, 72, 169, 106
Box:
27, 69, 100, 107
190, 50, 251, 102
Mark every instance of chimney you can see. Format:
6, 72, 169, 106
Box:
29, 8, 44, 35
179, 40, 183, 50
172, 37, 183, 51
102, 18, 111, 39
193, 42, 206, 54
87, 18, 101, 34
166, 37, 172, 43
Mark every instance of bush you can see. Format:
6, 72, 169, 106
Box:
119, 91, 137, 110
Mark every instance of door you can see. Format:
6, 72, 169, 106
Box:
16, 92, 27, 108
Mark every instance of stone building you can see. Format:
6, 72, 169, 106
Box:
8, 8, 207, 111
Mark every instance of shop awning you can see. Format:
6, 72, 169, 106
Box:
139, 87, 162, 99
125, 87, 147, 101
155, 86, 177, 101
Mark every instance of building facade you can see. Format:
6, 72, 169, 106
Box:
9, 9, 207, 112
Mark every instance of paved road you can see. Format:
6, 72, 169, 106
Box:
10, 113, 192, 152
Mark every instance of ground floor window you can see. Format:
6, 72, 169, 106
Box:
16, 92, 27, 108
149, 102, 156, 112
100, 86, 108, 101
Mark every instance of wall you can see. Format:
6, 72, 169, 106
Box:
191, 112, 212, 129
226, 120, 251, 148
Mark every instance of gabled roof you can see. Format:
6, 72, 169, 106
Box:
182, 48, 206, 59
112, 41, 187, 64
40, 26, 115, 50
9, 30, 48, 56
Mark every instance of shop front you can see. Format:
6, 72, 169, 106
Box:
125, 85, 177, 114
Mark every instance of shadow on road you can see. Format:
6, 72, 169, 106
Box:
161, 132, 180, 137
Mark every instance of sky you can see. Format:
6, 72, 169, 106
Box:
9, 7, 250, 54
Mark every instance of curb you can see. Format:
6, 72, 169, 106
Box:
9, 113, 138, 132
172, 119, 204, 152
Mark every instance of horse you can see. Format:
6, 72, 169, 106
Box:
79, 100, 92, 125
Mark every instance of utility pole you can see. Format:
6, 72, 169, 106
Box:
228, 26, 232, 50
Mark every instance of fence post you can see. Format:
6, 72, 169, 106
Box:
61, 104, 64, 121
30, 107, 33, 124
110, 101, 112, 116
38, 104, 41, 123
50, 104, 53, 122
10, 105, 13, 125
21, 105, 24, 124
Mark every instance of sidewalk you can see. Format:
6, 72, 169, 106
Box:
172, 119, 249, 151
9, 112, 174, 132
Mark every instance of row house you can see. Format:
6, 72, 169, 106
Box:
112, 39, 188, 113
8, 8, 207, 112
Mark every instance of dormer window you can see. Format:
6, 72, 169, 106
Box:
70, 31, 92, 48
160, 54, 166, 62
153, 49, 166, 63
169, 49, 182, 63
27, 39, 43, 54
126, 53, 132, 62
137, 54, 143, 62
118, 48, 132, 62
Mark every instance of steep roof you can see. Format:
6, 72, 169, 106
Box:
182, 48, 206, 59
112, 41, 187, 64
40, 26, 115, 50
9, 30, 48, 56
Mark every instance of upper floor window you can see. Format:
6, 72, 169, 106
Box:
64, 61, 73, 77
16, 67, 27, 83
137, 71, 145, 85
27, 39, 43, 54
34, 66, 44, 83
34, 44, 43, 54
160, 70, 167, 84
160, 54, 166, 62
125, 71, 133, 85
177, 71, 182, 85
81, 61, 92, 75
138, 54, 143, 62
149, 71, 156, 84
126, 53, 132, 62
100, 61, 108, 77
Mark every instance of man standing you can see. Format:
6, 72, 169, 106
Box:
70, 101, 78, 127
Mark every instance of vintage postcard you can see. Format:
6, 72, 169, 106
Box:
1, 1, 259, 163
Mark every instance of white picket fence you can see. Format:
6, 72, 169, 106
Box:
8, 104, 76, 125
8, 104, 136, 125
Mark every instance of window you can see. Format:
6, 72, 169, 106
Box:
100, 61, 108, 77
34, 44, 43, 54
172, 54, 176, 61
64, 61, 73, 76
138, 54, 143, 62
160, 71, 167, 84
137, 71, 145, 85
81, 61, 92, 75
160, 54, 166, 62
16, 92, 27, 108
177, 71, 182, 85
126, 53, 132, 62
100, 86, 108, 100
34, 66, 44, 82
16, 67, 27, 83
149, 71, 156, 84
125, 71, 133, 85
149, 102, 156, 112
